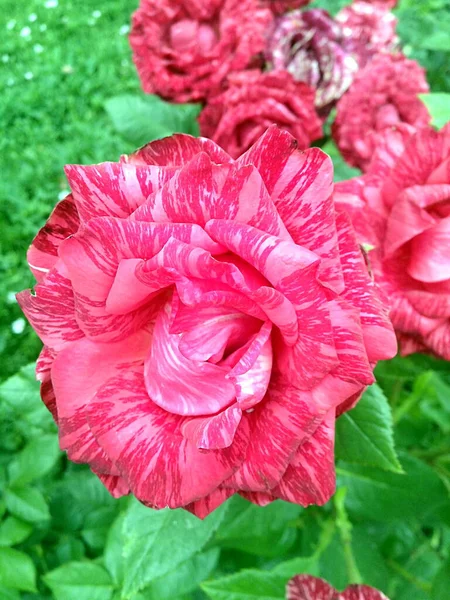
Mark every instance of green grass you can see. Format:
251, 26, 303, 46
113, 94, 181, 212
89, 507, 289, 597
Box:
0, 0, 140, 380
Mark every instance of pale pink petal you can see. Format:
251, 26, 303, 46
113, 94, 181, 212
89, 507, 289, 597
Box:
123, 133, 233, 167
238, 127, 344, 293
17, 261, 83, 351
86, 369, 249, 509
51, 329, 150, 468
405, 288, 450, 318
144, 299, 236, 416
65, 161, 176, 222
27, 194, 80, 282
272, 408, 336, 506
287, 575, 335, 600
408, 217, 450, 282
384, 185, 450, 257
181, 405, 243, 449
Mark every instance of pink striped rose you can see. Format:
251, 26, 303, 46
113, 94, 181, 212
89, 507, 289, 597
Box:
287, 575, 390, 600
18, 127, 396, 517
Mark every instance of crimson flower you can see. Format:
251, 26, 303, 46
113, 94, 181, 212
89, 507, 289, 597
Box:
18, 128, 396, 517
333, 54, 430, 170
335, 123, 450, 360
129, 0, 272, 103
287, 574, 390, 600
265, 9, 358, 113
336, 1, 399, 69
198, 70, 322, 159
262, 0, 312, 16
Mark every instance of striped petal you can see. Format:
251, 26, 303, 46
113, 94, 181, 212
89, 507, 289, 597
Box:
272, 408, 336, 506
238, 127, 343, 293
17, 261, 83, 351
86, 369, 249, 508
287, 575, 335, 600
27, 194, 80, 282
184, 487, 234, 519
181, 405, 243, 450
51, 329, 150, 469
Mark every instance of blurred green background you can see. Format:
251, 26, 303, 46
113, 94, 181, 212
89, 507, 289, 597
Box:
0, 1, 450, 599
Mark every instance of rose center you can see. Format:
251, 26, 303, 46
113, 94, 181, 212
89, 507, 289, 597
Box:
375, 103, 400, 130
170, 20, 217, 54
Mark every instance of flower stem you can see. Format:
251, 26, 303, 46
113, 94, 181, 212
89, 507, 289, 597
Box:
334, 488, 363, 585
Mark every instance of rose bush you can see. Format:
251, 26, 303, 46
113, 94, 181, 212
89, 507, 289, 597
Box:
198, 70, 322, 159
336, 1, 398, 69
18, 127, 396, 517
332, 53, 430, 170
287, 575, 389, 600
265, 9, 358, 113
335, 123, 450, 360
129, 0, 272, 103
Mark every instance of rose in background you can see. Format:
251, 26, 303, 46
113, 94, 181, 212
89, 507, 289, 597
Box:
336, 1, 399, 69
198, 70, 322, 158
335, 123, 450, 360
332, 54, 430, 170
129, 0, 272, 103
17, 127, 396, 517
287, 574, 390, 600
262, 0, 311, 16
265, 9, 358, 113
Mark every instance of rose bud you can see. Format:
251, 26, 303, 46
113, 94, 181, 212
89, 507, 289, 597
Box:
335, 122, 450, 360
333, 53, 430, 170
265, 9, 359, 114
198, 70, 322, 159
287, 574, 390, 600
18, 127, 396, 517
129, 0, 273, 103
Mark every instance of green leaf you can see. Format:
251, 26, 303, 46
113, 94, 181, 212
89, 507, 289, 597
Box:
420, 93, 450, 129
0, 516, 33, 546
140, 548, 219, 600
5, 486, 50, 523
202, 570, 286, 600
104, 514, 126, 586
215, 497, 301, 557
337, 453, 449, 522
105, 94, 201, 147
8, 434, 60, 486
82, 506, 121, 551
321, 140, 361, 182
0, 587, 20, 600
121, 499, 227, 598
335, 384, 402, 472
43, 562, 114, 600
0, 547, 37, 592
432, 558, 450, 600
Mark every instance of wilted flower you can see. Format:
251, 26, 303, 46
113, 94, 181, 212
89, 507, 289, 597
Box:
265, 9, 358, 112
287, 574, 390, 600
333, 53, 430, 170
198, 70, 322, 158
335, 123, 450, 360
129, 0, 272, 103
18, 128, 396, 517
336, 1, 399, 69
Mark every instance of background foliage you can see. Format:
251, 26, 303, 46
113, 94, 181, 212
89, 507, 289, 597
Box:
0, 1, 449, 599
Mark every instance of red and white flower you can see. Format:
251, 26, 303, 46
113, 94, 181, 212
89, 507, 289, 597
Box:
287, 574, 390, 600
129, 0, 272, 103
198, 70, 322, 159
18, 128, 396, 517
332, 54, 430, 170
335, 123, 450, 360
262, 0, 311, 16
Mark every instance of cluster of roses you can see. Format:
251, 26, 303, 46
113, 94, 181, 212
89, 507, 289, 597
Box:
17, 0, 449, 548
129, 0, 429, 162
